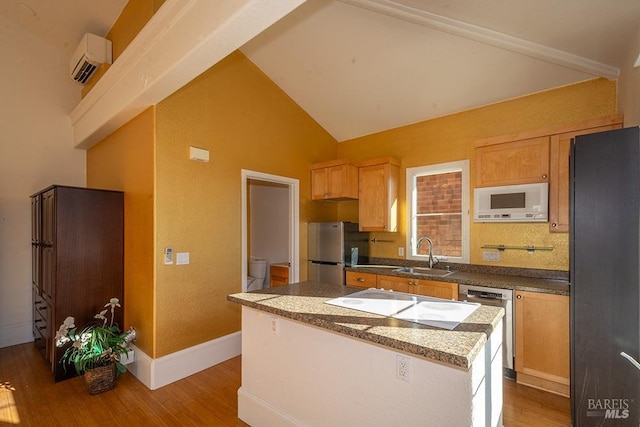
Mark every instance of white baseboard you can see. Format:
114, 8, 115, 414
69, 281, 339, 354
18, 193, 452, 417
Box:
0, 321, 34, 348
126, 331, 242, 390
238, 387, 305, 427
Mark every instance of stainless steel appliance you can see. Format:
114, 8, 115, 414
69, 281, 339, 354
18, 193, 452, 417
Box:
308, 222, 369, 285
570, 127, 640, 425
458, 284, 514, 376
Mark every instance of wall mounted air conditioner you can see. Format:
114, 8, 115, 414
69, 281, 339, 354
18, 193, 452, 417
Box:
69, 33, 113, 84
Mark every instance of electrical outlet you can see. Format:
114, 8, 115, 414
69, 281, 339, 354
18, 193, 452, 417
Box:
483, 250, 500, 262
271, 317, 279, 335
396, 355, 411, 382
398, 247, 405, 256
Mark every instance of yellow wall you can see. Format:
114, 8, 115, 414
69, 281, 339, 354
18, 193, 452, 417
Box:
336, 78, 618, 271
153, 50, 336, 356
82, 0, 166, 97
86, 107, 156, 356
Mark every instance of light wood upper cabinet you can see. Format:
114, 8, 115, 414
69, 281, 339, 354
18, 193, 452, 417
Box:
345, 270, 377, 288
311, 159, 358, 200
475, 114, 624, 233
549, 123, 622, 232
515, 290, 569, 397
357, 158, 399, 232
475, 136, 550, 187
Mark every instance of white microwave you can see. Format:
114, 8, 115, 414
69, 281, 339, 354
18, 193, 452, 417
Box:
474, 183, 548, 222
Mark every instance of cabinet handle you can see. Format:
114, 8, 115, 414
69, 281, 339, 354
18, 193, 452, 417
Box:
551, 223, 557, 228
542, 174, 548, 179
516, 294, 522, 299
357, 278, 365, 282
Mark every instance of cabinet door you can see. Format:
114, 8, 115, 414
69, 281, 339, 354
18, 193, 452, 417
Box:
270, 265, 289, 287
311, 167, 329, 200
515, 290, 569, 396
358, 162, 398, 232
41, 190, 55, 301
376, 274, 414, 293
549, 124, 621, 232
31, 195, 41, 291
414, 280, 458, 300
476, 136, 550, 187
345, 271, 377, 288
311, 163, 358, 200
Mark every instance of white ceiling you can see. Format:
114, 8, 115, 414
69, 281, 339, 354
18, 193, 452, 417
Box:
3, 0, 640, 142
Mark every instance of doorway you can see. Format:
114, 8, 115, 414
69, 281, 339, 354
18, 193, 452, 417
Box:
241, 170, 299, 292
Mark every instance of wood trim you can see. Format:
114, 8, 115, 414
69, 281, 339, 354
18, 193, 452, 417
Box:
474, 114, 624, 148
311, 159, 352, 169
517, 372, 570, 398
353, 157, 400, 167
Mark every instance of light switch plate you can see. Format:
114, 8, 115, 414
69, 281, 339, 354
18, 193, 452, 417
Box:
176, 252, 190, 265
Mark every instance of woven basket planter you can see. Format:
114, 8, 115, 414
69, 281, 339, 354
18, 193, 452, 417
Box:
83, 363, 116, 395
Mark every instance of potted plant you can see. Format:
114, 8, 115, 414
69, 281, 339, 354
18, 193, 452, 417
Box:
54, 298, 136, 394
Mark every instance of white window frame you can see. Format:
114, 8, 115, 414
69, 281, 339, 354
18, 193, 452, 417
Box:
405, 160, 470, 263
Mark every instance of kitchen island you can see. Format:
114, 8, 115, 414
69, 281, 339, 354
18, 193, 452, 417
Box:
228, 281, 504, 426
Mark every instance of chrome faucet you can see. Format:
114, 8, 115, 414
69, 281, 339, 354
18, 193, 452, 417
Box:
416, 236, 435, 268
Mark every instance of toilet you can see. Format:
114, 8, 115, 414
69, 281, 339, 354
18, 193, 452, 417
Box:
247, 257, 268, 291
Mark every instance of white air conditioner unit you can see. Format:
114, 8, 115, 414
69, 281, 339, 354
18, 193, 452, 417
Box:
69, 33, 113, 84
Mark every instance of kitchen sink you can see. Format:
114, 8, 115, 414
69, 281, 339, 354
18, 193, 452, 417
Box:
393, 267, 456, 277
354, 265, 403, 269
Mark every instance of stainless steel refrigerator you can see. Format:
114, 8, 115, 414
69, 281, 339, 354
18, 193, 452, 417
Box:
308, 222, 369, 285
570, 126, 640, 425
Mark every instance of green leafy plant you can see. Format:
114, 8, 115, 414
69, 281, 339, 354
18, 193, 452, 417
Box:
55, 298, 136, 376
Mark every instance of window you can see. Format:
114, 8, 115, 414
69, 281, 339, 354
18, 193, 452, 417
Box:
406, 160, 469, 263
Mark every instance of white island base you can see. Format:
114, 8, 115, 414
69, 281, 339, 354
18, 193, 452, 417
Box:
238, 307, 503, 427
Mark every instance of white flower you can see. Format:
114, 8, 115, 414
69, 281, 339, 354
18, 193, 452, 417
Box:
124, 327, 137, 343
62, 316, 75, 328
105, 298, 121, 309
54, 316, 76, 347
55, 334, 70, 347
94, 309, 109, 326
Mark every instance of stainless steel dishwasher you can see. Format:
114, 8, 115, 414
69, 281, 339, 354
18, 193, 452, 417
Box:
458, 284, 514, 378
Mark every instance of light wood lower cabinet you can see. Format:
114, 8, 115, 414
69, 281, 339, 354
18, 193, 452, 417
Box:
376, 274, 414, 293
515, 290, 569, 397
345, 270, 377, 288
270, 264, 290, 287
415, 280, 459, 300
376, 274, 458, 300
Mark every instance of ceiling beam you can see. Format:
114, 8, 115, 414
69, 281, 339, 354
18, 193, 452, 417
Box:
70, 0, 306, 149
341, 0, 620, 79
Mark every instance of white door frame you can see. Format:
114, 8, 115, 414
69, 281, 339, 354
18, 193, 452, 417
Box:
241, 169, 300, 291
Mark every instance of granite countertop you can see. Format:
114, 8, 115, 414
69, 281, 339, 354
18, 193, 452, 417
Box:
228, 281, 504, 370
347, 264, 570, 295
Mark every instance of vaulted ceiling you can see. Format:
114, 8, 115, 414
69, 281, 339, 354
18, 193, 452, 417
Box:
3, 0, 640, 142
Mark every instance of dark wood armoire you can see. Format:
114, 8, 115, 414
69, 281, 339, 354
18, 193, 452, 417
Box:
31, 185, 124, 382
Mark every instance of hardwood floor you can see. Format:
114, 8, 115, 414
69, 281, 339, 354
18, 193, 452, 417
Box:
0, 343, 248, 426
1, 343, 570, 426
